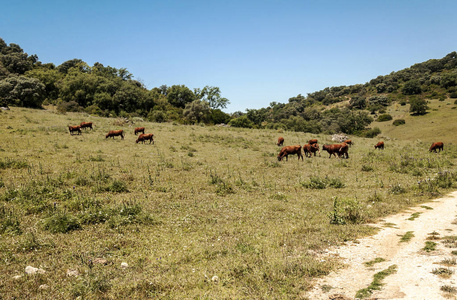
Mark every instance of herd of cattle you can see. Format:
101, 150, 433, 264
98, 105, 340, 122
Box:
68, 121, 443, 156
68, 122, 154, 144
276, 137, 444, 161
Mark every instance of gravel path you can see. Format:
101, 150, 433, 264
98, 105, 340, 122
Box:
306, 191, 457, 300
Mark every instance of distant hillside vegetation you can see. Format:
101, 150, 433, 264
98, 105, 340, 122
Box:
1, 37, 456, 136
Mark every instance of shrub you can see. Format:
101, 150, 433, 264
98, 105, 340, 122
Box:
329, 197, 366, 225
360, 127, 381, 138
393, 119, 405, 126
377, 114, 392, 122
42, 211, 81, 233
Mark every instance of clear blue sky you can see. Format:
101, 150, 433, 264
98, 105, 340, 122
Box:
2, 0, 456, 113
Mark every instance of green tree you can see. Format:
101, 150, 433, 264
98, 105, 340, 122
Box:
402, 79, 422, 95
409, 98, 428, 115
167, 85, 195, 108
228, 115, 254, 128
0, 74, 45, 107
200, 86, 230, 109
183, 100, 210, 123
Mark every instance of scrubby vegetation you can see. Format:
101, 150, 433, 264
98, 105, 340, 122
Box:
2, 37, 457, 137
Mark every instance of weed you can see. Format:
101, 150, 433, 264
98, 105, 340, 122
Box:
408, 212, 421, 221
439, 258, 457, 266
432, 267, 454, 278
390, 184, 406, 194
356, 265, 397, 298
301, 176, 345, 189
423, 241, 437, 252
361, 165, 374, 172
329, 197, 366, 225
440, 285, 457, 294
427, 231, 440, 240
364, 257, 386, 267
442, 236, 457, 248
400, 231, 415, 243
42, 210, 81, 233
421, 205, 433, 210
0, 158, 29, 169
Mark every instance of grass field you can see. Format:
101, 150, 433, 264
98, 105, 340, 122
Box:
374, 98, 457, 143
1, 106, 457, 299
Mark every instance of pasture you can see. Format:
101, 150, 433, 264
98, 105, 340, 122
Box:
1, 107, 457, 299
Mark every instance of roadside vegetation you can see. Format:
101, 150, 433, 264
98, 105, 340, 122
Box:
1, 107, 457, 298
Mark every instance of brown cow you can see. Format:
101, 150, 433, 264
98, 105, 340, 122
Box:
277, 137, 284, 146
339, 143, 349, 159
429, 142, 444, 152
308, 139, 318, 145
322, 143, 348, 158
69, 125, 81, 135
106, 130, 124, 139
303, 143, 320, 158
277, 145, 303, 161
344, 139, 353, 147
134, 127, 145, 135
374, 141, 384, 150
136, 133, 154, 144
80, 122, 93, 130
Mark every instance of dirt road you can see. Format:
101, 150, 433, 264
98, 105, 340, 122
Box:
306, 191, 457, 300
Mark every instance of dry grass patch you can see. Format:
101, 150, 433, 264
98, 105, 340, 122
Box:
1, 107, 457, 298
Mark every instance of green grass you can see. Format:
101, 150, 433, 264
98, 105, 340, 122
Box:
1, 107, 457, 299
423, 241, 438, 252
399, 231, 415, 243
356, 265, 397, 298
364, 257, 386, 267
408, 212, 422, 221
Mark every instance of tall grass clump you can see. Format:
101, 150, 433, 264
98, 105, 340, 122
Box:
42, 210, 81, 233
329, 197, 366, 225
301, 176, 345, 189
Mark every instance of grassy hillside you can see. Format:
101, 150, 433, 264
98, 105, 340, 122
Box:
1, 107, 457, 299
374, 98, 457, 143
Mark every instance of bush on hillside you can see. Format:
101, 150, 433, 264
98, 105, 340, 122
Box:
360, 127, 381, 138
377, 114, 392, 122
393, 119, 406, 126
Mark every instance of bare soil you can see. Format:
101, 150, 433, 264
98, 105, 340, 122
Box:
306, 191, 457, 300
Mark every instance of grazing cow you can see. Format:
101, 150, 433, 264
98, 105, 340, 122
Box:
106, 130, 124, 139
322, 143, 348, 158
277, 145, 303, 161
308, 139, 318, 145
339, 143, 349, 159
303, 143, 320, 158
429, 142, 444, 153
136, 133, 154, 144
277, 137, 284, 146
69, 125, 81, 135
134, 127, 145, 135
80, 122, 93, 130
374, 141, 384, 150
344, 139, 353, 147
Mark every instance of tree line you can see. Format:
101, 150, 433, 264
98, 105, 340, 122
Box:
1, 37, 456, 136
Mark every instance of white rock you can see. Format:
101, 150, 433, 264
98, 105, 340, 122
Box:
25, 266, 45, 275
39, 284, 49, 290
13, 275, 22, 280
66, 269, 79, 277
121, 262, 129, 269
211, 275, 219, 283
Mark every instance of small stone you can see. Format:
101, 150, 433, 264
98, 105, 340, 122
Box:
66, 269, 79, 277
25, 266, 45, 275
94, 258, 108, 265
13, 275, 22, 280
39, 284, 49, 290
121, 262, 129, 269
211, 275, 219, 283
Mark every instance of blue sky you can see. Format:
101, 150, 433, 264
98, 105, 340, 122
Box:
2, 0, 457, 113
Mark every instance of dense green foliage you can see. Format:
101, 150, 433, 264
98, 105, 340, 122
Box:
1, 37, 456, 136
